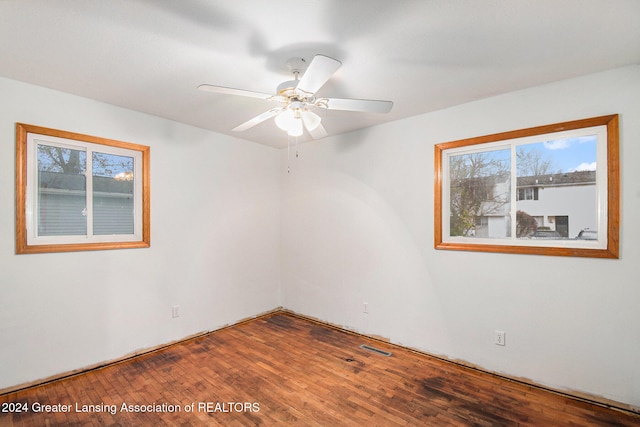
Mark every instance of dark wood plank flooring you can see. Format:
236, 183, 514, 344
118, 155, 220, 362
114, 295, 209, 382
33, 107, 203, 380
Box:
1, 313, 639, 426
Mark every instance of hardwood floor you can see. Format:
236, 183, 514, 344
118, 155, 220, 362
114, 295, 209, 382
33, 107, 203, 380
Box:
1, 312, 638, 426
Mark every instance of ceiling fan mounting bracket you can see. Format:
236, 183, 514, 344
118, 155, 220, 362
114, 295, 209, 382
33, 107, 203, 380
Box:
285, 57, 307, 75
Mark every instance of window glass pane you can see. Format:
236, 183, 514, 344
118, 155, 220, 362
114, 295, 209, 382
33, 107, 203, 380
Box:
516, 137, 597, 240
449, 149, 511, 238
92, 152, 134, 235
37, 144, 87, 236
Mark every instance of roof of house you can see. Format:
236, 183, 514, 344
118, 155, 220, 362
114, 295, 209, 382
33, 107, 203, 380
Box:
517, 170, 596, 187
39, 171, 133, 194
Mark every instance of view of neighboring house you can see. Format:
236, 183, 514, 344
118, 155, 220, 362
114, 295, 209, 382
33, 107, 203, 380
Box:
516, 170, 596, 238
470, 170, 597, 239
473, 177, 510, 238
38, 170, 134, 236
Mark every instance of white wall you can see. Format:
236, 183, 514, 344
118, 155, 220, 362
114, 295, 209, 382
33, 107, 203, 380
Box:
2, 65, 639, 409
0, 77, 282, 390
281, 65, 640, 408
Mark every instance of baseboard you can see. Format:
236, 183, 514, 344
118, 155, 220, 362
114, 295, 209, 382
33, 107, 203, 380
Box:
0, 306, 283, 396
280, 308, 640, 417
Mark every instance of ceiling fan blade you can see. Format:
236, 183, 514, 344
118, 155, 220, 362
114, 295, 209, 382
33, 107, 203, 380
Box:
295, 55, 342, 95
317, 97, 393, 114
306, 122, 328, 140
232, 108, 283, 132
198, 84, 275, 100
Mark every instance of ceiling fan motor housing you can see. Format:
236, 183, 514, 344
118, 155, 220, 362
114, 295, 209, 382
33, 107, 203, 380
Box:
277, 57, 313, 100
277, 80, 300, 98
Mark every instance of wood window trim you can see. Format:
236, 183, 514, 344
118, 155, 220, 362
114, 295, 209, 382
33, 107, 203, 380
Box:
16, 123, 151, 254
434, 115, 619, 258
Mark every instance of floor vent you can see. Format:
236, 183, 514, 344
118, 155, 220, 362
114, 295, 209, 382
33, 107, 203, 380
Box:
360, 344, 392, 357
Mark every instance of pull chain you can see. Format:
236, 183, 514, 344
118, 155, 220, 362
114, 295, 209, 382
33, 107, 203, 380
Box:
287, 135, 291, 174
287, 135, 300, 174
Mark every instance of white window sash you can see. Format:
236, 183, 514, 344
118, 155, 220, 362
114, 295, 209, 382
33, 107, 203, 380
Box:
26, 133, 143, 246
442, 125, 608, 250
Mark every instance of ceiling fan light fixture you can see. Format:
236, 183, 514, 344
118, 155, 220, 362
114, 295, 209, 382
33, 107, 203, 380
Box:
274, 109, 295, 131
275, 109, 304, 136
287, 118, 303, 137
301, 110, 321, 131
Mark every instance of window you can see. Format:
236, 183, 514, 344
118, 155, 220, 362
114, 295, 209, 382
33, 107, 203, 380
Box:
517, 188, 538, 201
16, 123, 150, 254
434, 115, 619, 258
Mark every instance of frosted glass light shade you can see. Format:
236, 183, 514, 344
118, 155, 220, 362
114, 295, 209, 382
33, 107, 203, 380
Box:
287, 118, 303, 136
275, 109, 304, 137
274, 109, 295, 131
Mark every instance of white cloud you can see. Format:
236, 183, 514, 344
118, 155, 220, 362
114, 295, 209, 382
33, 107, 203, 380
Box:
544, 135, 596, 150
543, 139, 570, 150
569, 162, 596, 172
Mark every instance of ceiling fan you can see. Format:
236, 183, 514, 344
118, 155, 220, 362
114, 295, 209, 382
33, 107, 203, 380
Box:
198, 55, 393, 140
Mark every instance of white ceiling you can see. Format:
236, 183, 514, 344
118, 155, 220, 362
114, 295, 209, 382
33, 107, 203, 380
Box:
1, 0, 639, 148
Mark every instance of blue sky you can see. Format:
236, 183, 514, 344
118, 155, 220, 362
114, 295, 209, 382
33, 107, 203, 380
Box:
520, 135, 597, 174
449, 134, 598, 179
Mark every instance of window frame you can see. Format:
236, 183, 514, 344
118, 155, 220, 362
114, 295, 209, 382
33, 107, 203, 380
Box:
434, 115, 619, 258
16, 123, 151, 254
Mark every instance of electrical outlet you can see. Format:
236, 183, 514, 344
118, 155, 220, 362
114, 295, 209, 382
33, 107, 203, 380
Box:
363, 302, 368, 314
172, 305, 180, 318
495, 330, 506, 346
